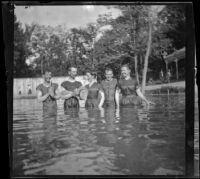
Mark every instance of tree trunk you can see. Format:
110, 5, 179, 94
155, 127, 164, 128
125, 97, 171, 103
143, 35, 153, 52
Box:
41, 56, 44, 75
73, 48, 77, 66
138, 54, 142, 81
134, 54, 139, 83
92, 50, 95, 69
175, 58, 179, 80
92, 39, 95, 69
47, 54, 50, 69
142, 17, 152, 94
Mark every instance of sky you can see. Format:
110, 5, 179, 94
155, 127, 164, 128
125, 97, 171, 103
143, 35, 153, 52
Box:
15, 5, 121, 29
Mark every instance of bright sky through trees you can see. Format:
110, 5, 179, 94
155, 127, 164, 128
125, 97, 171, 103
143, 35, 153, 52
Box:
15, 5, 121, 29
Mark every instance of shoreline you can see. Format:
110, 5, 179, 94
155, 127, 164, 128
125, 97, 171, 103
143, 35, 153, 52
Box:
13, 80, 198, 99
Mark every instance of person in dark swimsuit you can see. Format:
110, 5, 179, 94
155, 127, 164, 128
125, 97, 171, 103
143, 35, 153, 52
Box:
85, 71, 105, 109
60, 66, 83, 111
36, 70, 60, 113
101, 67, 117, 107
115, 64, 154, 107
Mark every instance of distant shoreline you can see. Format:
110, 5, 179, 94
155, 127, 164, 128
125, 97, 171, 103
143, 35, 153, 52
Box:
13, 81, 187, 99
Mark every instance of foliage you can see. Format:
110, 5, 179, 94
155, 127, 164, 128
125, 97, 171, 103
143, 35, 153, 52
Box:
14, 15, 33, 77
14, 5, 186, 80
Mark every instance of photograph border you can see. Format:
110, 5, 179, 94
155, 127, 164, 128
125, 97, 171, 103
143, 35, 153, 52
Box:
2, 1, 198, 178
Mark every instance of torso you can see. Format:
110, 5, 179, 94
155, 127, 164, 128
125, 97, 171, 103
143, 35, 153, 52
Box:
61, 80, 82, 92
85, 82, 102, 108
101, 78, 117, 104
36, 83, 58, 111
117, 78, 141, 106
61, 80, 82, 109
117, 78, 139, 97
86, 82, 102, 99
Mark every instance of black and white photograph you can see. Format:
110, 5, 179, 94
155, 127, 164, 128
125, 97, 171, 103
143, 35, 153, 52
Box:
3, 1, 199, 177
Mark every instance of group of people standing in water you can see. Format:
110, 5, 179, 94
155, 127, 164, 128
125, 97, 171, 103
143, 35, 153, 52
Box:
36, 64, 154, 113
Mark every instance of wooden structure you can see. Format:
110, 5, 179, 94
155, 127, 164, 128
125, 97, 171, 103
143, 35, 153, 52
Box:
164, 47, 185, 80
13, 76, 89, 98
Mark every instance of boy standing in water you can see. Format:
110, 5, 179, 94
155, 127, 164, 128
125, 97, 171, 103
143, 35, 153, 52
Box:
115, 64, 154, 108
60, 66, 83, 110
36, 70, 60, 112
101, 67, 118, 107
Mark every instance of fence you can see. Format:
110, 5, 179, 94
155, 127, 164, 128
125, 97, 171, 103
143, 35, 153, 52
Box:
13, 76, 89, 98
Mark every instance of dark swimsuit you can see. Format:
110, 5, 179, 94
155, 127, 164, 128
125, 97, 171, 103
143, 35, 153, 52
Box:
101, 78, 117, 107
36, 83, 58, 113
61, 81, 82, 110
85, 82, 103, 108
117, 78, 142, 106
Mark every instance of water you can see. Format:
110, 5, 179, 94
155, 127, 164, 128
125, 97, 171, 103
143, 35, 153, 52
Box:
12, 95, 186, 175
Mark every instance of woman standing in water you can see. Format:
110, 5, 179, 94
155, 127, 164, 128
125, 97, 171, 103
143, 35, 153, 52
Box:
115, 64, 154, 108
36, 70, 60, 113
85, 71, 105, 109
60, 66, 83, 110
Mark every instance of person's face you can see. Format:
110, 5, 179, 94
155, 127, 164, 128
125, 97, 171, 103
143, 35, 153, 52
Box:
121, 66, 130, 78
44, 72, 52, 83
69, 67, 77, 78
105, 70, 113, 81
86, 72, 94, 82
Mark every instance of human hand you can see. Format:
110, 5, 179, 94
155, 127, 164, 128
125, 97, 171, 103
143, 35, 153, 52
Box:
48, 87, 55, 97
73, 88, 79, 96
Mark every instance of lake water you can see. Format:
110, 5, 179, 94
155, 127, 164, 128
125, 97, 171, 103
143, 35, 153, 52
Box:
12, 95, 187, 175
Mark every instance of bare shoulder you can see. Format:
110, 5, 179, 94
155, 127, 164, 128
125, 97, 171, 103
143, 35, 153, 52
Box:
36, 83, 43, 91
52, 83, 58, 87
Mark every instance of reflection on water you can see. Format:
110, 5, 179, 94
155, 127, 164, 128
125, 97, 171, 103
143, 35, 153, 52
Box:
13, 95, 187, 175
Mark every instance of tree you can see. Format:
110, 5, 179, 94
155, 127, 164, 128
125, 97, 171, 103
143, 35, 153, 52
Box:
14, 5, 185, 79
26, 24, 70, 76
14, 15, 34, 77
142, 6, 153, 93
106, 5, 182, 92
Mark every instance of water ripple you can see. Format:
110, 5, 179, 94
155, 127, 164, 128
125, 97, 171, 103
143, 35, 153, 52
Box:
12, 95, 192, 175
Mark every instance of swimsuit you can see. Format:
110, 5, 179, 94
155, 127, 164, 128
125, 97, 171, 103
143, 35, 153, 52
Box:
101, 78, 117, 107
117, 78, 142, 106
85, 82, 103, 108
61, 80, 82, 110
36, 83, 58, 112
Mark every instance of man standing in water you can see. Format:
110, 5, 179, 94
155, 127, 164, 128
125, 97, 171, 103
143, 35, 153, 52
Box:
36, 70, 60, 113
101, 67, 118, 107
115, 64, 154, 108
60, 66, 83, 111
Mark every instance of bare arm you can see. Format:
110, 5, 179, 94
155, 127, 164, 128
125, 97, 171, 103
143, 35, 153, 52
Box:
60, 86, 74, 100
115, 88, 121, 108
98, 90, 105, 108
73, 85, 86, 98
52, 88, 60, 100
48, 85, 61, 100
136, 88, 154, 105
37, 90, 49, 102
77, 85, 86, 92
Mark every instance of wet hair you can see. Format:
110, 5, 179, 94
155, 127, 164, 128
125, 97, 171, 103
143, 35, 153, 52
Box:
85, 70, 97, 78
105, 67, 114, 74
121, 64, 131, 70
43, 68, 52, 75
68, 66, 77, 72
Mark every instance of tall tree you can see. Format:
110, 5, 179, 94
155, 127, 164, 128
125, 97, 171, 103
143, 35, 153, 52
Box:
14, 15, 33, 77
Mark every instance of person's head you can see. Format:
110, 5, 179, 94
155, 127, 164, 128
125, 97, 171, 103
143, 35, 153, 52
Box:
105, 67, 114, 81
85, 70, 97, 82
68, 66, 77, 79
121, 64, 131, 79
43, 70, 52, 83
